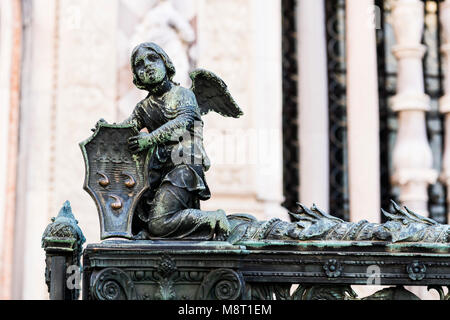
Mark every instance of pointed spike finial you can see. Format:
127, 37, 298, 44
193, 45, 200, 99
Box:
381, 208, 397, 221
57, 200, 75, 219
404, 206, 438, 225
390, 199, 403, 212
63, 200, 71, 209
296, 202, 309, 213
288, 211, 301, 221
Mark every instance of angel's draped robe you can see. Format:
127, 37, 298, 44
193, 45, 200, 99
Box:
125, 85, 215, 239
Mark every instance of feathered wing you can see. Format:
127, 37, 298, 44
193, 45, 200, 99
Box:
189, 69, 244, 118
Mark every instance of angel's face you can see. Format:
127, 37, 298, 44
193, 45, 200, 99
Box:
133, 47, 166, 86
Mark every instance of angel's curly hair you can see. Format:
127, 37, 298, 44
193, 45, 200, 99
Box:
130, 42, 176, 90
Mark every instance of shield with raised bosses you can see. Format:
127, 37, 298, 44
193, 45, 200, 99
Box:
80, 123, 150, 239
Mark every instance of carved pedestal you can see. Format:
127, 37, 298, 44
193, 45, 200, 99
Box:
82, 241, 246, 300
42, 201, 85, 300
81, 240, 450, 300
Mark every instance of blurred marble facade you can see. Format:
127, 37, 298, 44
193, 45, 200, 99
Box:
0, 0, 286, 299
1, 0, 449, 300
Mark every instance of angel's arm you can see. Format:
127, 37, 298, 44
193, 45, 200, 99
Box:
146, 97, 197, 145
128, 92, 198, 153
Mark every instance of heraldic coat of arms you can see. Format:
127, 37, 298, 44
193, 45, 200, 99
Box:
80, 123, 150, 239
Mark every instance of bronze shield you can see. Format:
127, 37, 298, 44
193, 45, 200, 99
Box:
80, 123, 150, 239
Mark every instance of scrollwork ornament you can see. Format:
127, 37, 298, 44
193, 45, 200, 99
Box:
363, 286, 420, 300
91, 268, 137, 300
300, 285, 358, 300
250, 284, 292, 300
427, 286, 450, 300
215, 279, 239, 300
196, 269, 244, 300
406, 261, 426, 281
102, 281, 121, 300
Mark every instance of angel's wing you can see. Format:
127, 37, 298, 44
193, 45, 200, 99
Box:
190, 69, 244, 118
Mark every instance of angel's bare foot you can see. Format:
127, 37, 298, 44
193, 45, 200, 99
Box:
214, 209, 230, 241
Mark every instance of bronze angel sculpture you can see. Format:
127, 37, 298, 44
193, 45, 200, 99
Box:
86, 42, 449, 245
116, 42, 243, 241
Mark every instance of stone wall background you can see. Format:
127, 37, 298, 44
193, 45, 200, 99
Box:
0, 0, 444, 301
0, 0, 286, 299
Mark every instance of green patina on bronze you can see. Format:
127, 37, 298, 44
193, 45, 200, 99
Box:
78, 42, 450, 247
42, 42, 450, 300
79, 122, 150, 239
79, 42, 244, 242
41, 201, 85, 300
81, 239, 450, 300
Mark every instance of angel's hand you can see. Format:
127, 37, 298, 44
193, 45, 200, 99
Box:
91, 118, 107, 132
128, 132, 152, 153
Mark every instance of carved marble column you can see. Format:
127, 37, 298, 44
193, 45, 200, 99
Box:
250, 0, 287, 219
346, 0, 381, 223
297, 0, 329, 212
390, 0, 437, 215
440, 0, 450, 222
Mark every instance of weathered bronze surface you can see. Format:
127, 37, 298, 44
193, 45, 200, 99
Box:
80, 123, 150, 239
42, 201, 85, 300
42, 42, 450, 300
80, 42, 242, 241
82, 239, 450, 300
227, 201, 450, 244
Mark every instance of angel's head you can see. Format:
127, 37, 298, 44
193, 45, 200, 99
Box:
130, 42, 176, 90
